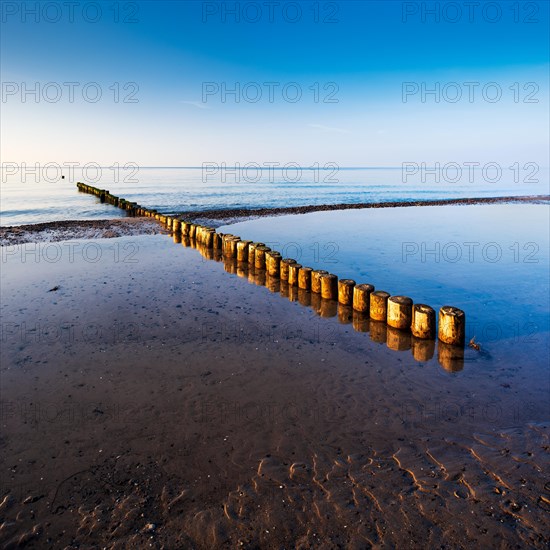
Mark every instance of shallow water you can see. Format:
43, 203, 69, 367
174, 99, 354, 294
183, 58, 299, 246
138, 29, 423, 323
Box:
220, 204, 550, 368
2, 166, 549, 226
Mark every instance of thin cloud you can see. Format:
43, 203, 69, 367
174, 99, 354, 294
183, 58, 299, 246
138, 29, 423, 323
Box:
308, 123, 349, 134
180, 100, 210, 110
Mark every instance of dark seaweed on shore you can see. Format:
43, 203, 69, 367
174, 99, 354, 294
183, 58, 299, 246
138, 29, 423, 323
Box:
177, 195, 550, 223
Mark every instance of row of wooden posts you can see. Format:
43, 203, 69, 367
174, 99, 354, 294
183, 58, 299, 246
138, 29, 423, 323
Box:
77, 182, 466, 347
187, 239, 466, 371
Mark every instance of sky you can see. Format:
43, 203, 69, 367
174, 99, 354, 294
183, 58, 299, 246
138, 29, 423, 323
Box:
1, 0, 549, 167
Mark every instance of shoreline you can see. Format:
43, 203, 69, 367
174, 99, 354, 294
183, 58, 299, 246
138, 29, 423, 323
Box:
1, 194, 548, 245
179, 194, 550, 225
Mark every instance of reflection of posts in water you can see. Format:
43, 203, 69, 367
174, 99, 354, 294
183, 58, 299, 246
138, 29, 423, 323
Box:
298, 288, 311, 307
254, 268, 266, 287
288, 264, 302, 287
338, 279, 356, 306
237, 262, 248, 279
255, 246, 271, 270
223, 256, 238, 274
387, 296, 413, 330
438, 306, 466, 346
311, 270, 328, 294
280, 280, 290, 298
298, 267, 312, 290
370, 320, 387, 343
266, 273, 280, 293
352, 311, 370, 332
237, 240, 252, 262
182, 236, 191, 248
320, 274, 338, 300
280, 258, 296, 281
386, 326, 412, 351
266, 251, 282, 277
319, 299, 338, 318
200, 245, 214, 261
213, 248, 223, 262
437, 341, 465, 372
411, 304, 436, 339
370, 291, 390, 321
248, 264, 256, 284
173, 232, 181, 244
411, 336, 435, 362
353, 283, 374, 313
288, 284, 299, 302
310, 292, 322, 315
338, 304, 353, 324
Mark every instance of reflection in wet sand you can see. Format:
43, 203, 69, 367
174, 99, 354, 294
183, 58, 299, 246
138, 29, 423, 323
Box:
438, 341, 465, 372
191, 237, 464, 372
386, 326, 412, 352
411, 336, 436, 362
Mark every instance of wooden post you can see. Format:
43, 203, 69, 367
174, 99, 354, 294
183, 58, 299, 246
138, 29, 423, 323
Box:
280, 258, 296, 281
223, 235, 240, 257
320, 274, 338, 300
311, 270, 328, 294
237, 240, 253, 262
254, 246, 271, 270
370, 291, 390, 321
353, 284, 374, 313
266, 251, 282, 277
338, 279, 355, 306
298, 267, 312, 290
387, 296, 413, 330
411, 304, 436, 339
438, 306, 465, 346
288, 263, 302, 286
248, 242, 265, 265
203, 230, 215, 249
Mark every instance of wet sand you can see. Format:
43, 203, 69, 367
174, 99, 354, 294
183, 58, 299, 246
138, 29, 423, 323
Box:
0, 219, 167, 246
1, 233, 549, 548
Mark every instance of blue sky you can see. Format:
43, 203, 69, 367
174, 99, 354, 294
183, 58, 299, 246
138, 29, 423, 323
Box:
1, 0, 549, 166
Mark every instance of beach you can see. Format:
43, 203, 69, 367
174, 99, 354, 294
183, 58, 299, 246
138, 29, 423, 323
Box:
1, 209, 549, 548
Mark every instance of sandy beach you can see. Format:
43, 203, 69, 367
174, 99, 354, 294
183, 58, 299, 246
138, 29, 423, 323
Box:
1, 228, 549, 548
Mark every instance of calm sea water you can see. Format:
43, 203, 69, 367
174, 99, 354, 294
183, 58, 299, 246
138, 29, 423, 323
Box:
221, 203, 550, 365
1, 166, 548, 226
